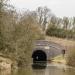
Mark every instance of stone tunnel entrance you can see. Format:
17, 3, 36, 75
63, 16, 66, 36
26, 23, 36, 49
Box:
32, 50, 47, 64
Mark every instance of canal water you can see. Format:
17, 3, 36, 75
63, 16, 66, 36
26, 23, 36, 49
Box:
0, 63, 75, 75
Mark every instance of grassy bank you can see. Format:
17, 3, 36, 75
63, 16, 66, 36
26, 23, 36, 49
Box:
52, 54, 66, 64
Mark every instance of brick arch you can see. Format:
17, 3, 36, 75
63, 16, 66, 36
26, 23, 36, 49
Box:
32, 40, 65, 61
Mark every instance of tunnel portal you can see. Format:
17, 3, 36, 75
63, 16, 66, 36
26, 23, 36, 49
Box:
32, 40, 64, 69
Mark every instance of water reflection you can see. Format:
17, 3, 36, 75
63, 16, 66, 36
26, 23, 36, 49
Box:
0, 69, 11, 75
66, 68, 75, 75
0, 64, 75, 75
33, 69, 46, 75
32, 63, 47, 69
32, 64, 75, 75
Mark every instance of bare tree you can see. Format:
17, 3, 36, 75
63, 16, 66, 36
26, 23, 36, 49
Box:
63, 17, 69, 30
72, 17, 75, 32
36, 6, 52, 31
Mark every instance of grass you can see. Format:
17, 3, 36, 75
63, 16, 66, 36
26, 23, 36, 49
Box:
52, 54, 66, 64
46, 36, 75, 49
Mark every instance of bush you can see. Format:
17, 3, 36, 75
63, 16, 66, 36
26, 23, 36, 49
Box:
13, 14, 44, 66
67, 47, 75, 67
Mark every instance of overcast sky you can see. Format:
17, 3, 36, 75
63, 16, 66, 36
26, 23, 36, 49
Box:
10, 0, 75, 17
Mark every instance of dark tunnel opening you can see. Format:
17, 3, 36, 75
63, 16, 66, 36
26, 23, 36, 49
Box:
32, 50, 47, 69
32, 50, 47, 64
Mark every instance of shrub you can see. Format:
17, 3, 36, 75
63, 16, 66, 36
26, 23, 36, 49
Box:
67, 47, 75, 67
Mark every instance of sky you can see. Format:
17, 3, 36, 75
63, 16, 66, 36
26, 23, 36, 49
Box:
10, 0, 75, 17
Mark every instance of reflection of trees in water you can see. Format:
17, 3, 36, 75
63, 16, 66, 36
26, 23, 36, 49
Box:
0, 70, 11, 75
17, 67, 33, 75
66, 68, 75, 75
